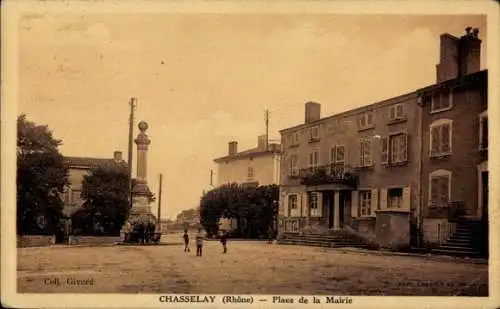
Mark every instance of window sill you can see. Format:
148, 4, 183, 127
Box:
381, 161, 408, 168
355, 216, 376, 221
430, 153, 452, 160
356, 164, 375, 171
358, 125, 375, 132
387, 117, 407, 125
308, 138, 320, 144
430, 106, 453, 114
288, 143, 300, 148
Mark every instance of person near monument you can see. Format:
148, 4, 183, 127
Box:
195, 228, 204, 257
183, 230, 190, 252
220, 231, 228, 253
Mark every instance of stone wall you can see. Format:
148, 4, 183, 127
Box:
376, 210, 411, 250
17, 235, 54, 248
17, 235, 122, 248
422, 218, 457, 246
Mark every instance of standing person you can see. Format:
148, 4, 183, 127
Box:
195, 228, 204, 257
183, 230, 190, 252
220, 231, 228, 253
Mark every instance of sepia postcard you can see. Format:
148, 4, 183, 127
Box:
1, 0, 499, 308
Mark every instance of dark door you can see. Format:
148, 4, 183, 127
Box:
482, 171, 488, 220
339, 191, 350, 227
327, 191, 334, 228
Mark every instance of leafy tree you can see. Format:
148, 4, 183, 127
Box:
17, 115, 69, 235
199, 183, 279, 238
79, 164, 130, 235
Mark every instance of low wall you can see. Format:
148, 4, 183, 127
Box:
17, 235, 122, 247
70, 236, 122, 245
422, 218, 456, 246
376, 210, 411, 251
17, 235, 54, 248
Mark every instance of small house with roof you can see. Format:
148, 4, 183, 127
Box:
62, 150, 127, 216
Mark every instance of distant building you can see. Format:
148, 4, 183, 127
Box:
213, 135, 281, 186
62, 151, 127, 216
213, 135, 281, 231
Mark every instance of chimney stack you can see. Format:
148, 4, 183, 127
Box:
257, 135, 268, 150
113, 150, 123, 162
305, 101, 321, 123
436, 27, 481, 83
228, 141, 238, 156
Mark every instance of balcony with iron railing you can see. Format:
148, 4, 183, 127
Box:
299, 164, 358, 187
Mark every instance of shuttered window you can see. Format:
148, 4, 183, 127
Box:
359, 190, 372, 217
429, 170, 451, 207
430, 119, 453, 157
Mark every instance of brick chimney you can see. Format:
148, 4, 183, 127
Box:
257, 135, 268, 150
228, 141, 238, 156
305, 101, 321, 123
113, 150, 123, 162
458, 27, 481, 77
436, 27, 481, 83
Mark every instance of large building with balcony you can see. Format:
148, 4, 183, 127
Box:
278, 27, 488, 256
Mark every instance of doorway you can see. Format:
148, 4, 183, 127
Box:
339, 190, 350, 227
481, 171, 488, 220
324, 191, 334, 229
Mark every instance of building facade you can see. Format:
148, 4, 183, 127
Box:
213, 135, 281, 231
278, 27, 488, 252
62, 151, 127, 216
214, 135, 281, 187
416, 28, 488, 248
280, 95, 421, 248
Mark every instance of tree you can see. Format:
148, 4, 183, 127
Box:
17, 115, 69, 235
79, 164, 130, 235
199, 183, 279, 238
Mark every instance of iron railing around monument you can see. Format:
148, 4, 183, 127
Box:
299, 164, 357, 187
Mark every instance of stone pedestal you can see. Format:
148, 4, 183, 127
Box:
125, 121, 156, 227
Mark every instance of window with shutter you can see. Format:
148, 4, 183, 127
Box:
359, 190, 372, 216
388, 188, 403, 208
431, 91, 452, 113
335, 145, 345, 164
429, 170, 451, 207
359, 115, 366, 128
402, 134, 408, 161
371, 189, 379, 215
441, 124, 451, 153
360, 139, 372, 166
430, 119, 452, 157
389, 106, 396, 120
396, 104, 404, 118
367, 113, 373, 125
351, 191, 359, 218
381, 137, 389, 164
379, 188, 388, 209
330, 147, 335, 163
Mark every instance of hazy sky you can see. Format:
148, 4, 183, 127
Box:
18, 13, 486, 219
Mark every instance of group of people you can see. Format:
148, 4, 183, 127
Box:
183, 228, 228, 257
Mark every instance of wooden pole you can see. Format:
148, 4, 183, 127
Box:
157, 173, 163, 226
128, 97, 137, 209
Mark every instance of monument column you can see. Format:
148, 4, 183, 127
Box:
129, 121, 154, 221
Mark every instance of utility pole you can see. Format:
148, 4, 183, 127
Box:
128, 97, 137, 209
209, 169, 213, 187
157, 173, 163, 226
265, 108, 269, 151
